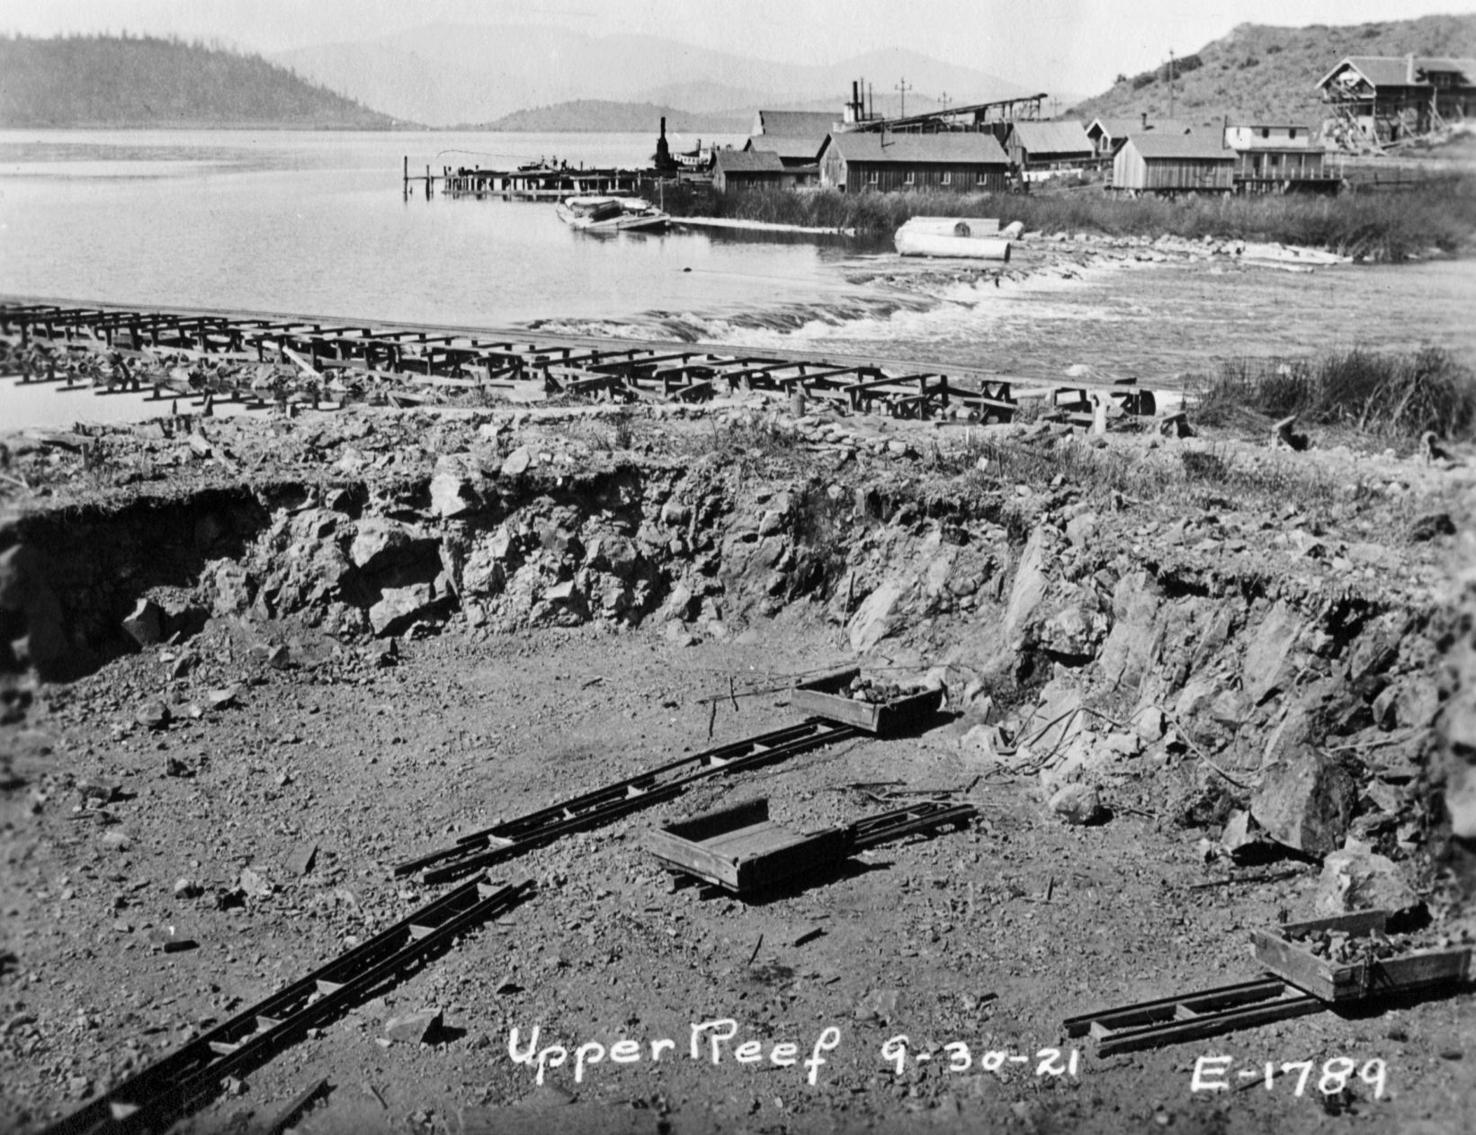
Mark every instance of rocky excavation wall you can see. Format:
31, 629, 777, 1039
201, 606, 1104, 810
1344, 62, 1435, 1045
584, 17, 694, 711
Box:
1, 453, 1470, 900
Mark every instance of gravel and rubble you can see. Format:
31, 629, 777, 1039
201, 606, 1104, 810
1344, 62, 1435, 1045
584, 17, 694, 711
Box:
2, 395, 1474, 1134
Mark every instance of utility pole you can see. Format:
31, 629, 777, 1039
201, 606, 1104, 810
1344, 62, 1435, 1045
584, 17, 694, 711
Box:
1168, 49, 1176, 120
895, 77, 912, 119
940, 90, 950, 110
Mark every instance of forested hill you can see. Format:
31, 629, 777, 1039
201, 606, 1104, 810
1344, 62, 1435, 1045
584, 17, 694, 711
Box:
1069, 13, 1476, 128
0, 34, 403, 128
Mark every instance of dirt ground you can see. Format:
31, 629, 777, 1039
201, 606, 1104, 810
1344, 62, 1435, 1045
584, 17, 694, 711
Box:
2, 371, 1475, 1134
2, 612, 1471, 1135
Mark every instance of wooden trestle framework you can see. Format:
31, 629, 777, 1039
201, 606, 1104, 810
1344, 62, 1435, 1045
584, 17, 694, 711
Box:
0, 300, 1163, 426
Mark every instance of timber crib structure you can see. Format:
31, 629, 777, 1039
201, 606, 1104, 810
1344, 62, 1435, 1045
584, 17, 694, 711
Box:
0, 299, 1164, 425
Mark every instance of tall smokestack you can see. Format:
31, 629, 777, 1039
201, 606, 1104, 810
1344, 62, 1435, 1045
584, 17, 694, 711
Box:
852, 80, 860, 119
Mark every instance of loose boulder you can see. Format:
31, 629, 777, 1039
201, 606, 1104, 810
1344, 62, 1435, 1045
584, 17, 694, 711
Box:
1251, 747, 1357, 856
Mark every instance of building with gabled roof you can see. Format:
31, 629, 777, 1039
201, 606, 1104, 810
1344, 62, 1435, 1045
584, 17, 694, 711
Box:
1085, 114, 1193, 159
1001, 120, 1093, 176
748, 109, 839, 169
1223, 123, 1333, 193
752, 110, 838, 138
1317, 55, 1476, 147
713, 147, 815, 193
1111, 133, 1234, 195
817, 131, 1009, 193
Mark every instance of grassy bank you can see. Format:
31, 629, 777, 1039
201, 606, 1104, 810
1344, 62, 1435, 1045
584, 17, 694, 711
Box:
659, 178, 1476, 260
1194, 347, 1476, 442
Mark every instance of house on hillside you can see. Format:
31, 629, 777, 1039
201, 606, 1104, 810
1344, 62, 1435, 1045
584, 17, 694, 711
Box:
749, 110, 837, 168
1001, 120, 1093, 179
1224, 123, 1334, 192
817, 132, 1009, 193
1111, 133, 1234, 195
1317, 55, 1476, 147
713, 148, 815, 193
1084, 114, 1193, 160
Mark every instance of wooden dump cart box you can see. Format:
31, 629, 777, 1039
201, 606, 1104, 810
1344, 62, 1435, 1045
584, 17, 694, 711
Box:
1251, 910, 1472, 1002
646, 798, 849, 895
791, 667, 943, 736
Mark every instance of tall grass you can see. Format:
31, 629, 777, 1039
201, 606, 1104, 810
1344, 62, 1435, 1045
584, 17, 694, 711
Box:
1194, 347, 1476, 441
664, 177, 1476, 260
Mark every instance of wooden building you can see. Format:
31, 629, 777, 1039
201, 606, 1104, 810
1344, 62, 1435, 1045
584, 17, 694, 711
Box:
1112, 134, 1234, 195
714, 148, 815, 193
1085, 114, 1192, 160
1318, 55, 1476, 147
816, 132, 1009, 193
1002, 120, 1093, 177
1224, 123, 1333, 193
748, 110, 836, 168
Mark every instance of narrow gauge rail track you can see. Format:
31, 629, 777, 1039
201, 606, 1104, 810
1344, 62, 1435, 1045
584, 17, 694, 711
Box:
397, 718, 860, 885
0, 298, 1166, 422
43, 878, 534, 1135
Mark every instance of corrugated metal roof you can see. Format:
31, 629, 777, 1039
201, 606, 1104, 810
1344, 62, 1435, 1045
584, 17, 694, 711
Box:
756, 110, 838, 137
1127, 134, 1233, 161
715, 149, 787, 173
747, 135, 824, 160
1319, 55, 1476, 90
1010, 120, 1092, 155
1088, 117, 1193, 139
822, 131, 1008, 164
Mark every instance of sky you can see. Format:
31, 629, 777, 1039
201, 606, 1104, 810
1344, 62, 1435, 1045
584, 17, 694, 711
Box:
7, 0, 1474, 94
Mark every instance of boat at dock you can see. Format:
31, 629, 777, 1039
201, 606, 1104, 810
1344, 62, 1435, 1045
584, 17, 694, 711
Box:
555, 195, 670, 232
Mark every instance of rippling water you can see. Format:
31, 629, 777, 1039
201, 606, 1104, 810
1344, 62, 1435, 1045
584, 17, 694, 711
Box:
2, 128, 1474, 429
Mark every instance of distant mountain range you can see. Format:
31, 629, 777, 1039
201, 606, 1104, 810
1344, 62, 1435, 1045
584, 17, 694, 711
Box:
0, 34, 400, 129
8, 15, 1474, 136
1068, 13, 1476, 128
270, 24, 1036, 129
474, 100, 750, 135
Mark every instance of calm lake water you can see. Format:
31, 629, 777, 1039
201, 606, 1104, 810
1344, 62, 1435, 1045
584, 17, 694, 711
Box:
2, 128, 1474, 429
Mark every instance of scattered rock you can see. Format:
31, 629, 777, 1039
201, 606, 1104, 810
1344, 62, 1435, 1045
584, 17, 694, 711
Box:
1251, 748, 1357, 856
237, 867, 272, 899
285, 842, 318, 876
1049, 782, 1107, 826
1315, 847, 1419, 915
500, 447, 532, 477
134, 700, 171, 730
369, 583, 438, 637
383, 1007, 443, 1044
121, 598, 165, 647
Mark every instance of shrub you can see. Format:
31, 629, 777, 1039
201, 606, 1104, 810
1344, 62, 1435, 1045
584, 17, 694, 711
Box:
664, 174, 1476, 258
1194, 348, 1476, 442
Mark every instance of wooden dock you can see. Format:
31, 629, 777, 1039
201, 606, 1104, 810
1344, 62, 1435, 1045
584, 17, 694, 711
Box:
403, 157, 658, 201
0, 298, 1180, 426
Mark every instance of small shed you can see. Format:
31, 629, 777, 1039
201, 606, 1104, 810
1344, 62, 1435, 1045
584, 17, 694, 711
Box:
713, 148, 804, 193
1112, 134, 1234, 195
817, 132, 1009, 194
1004, 120, 1093, 173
